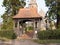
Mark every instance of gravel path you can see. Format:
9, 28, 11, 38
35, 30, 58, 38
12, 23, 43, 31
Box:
11, 39, 40, 45
0, 40, 60, 45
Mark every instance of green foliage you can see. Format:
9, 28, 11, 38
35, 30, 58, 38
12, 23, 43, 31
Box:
37, 30, 51, 39
45, 0, 60, 28
27, 26, 33, 30
37, 29, 60, 39
0, 30, 17, 39
2, 0, 26, 30
33, 39, 60, 44
1, 15, 14, 30
25, 26, 33, 31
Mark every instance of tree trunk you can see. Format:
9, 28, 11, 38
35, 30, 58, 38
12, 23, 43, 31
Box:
57, 14, 60, 29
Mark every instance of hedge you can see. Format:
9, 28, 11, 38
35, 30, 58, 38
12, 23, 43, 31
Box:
0, 30, 17, 39
37, 29, 60, 39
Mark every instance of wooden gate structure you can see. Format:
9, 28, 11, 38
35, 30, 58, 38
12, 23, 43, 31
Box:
13, 0, 43, 39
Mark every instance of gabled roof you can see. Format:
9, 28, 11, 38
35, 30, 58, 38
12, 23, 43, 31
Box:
13, 7, 41, 19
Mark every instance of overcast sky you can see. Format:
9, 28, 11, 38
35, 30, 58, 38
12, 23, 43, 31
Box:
0, 0, 48, 22
26, 0, 48, 13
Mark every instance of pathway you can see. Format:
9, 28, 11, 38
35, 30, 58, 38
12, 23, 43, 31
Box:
0, 39, 60, 45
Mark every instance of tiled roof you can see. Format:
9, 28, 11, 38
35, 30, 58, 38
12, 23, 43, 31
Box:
13, 7, 41, 19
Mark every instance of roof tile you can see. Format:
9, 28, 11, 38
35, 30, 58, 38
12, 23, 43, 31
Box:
13, 7, 41, 19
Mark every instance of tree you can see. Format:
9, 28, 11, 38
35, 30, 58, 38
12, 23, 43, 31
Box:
45, 0, 60, 29
1, 0, 26, 30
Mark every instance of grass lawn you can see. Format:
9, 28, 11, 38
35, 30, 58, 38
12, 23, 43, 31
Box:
0, 37, 11, 41
33, 39, 60, 44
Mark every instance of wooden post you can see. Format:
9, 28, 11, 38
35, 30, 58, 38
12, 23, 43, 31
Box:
13, 20, 15, 30
33, 20, 37, 39
13, 20, 15, 33
17, 20, 19, 31
17, 20, 20, 37
39, 19, 41, 31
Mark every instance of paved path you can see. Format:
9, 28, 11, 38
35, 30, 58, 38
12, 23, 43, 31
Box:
0, 40, 60, 45
0, 40, 40, 45
12, 40, 40, 45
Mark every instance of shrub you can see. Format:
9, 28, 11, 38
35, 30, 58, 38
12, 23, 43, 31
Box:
37, 30, 51, 39
37, 29, 60, 39
25, 26, 33, 30
0, 30, 17, 39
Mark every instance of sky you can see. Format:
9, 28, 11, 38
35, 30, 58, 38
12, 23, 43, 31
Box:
26, 0, 48, 13
0, 0, 48, 23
